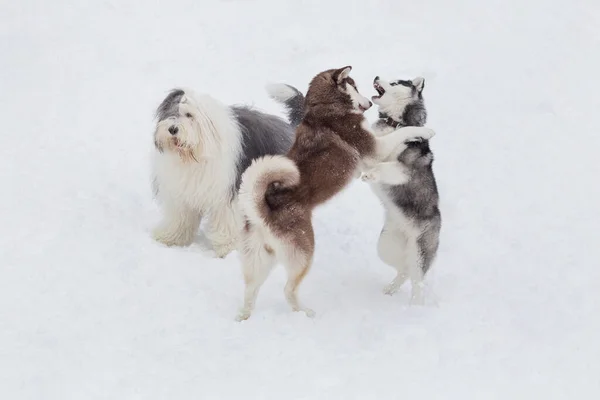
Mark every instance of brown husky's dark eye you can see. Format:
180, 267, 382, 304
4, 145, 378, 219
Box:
185, 113, 193, 118
345, 78, 357, 90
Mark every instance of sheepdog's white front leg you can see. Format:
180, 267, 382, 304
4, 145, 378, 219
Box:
152, 201, 202, 247
206, 202, 240, 258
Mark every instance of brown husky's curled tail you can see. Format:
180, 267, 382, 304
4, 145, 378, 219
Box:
238, 155, 300, 228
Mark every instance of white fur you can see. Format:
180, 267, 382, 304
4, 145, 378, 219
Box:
152, 90, 243, 257
238, 155, 299, 226
358, 120, 435, 164
363, 121, 432, 303
371, 123, 396, 137
235, 126, 435, 320
235, 220, 315, 322
355, 120, 434, 178
362, 122, 434, 303
345, 82, 372, 113
372, 77, 422, 119
360, 162, 410, 185
370, 183, 426, 304
235, 155, 314, 321
369, 126, 435, 165
265, 83, 297, 103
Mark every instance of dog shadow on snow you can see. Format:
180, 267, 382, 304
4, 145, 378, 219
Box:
191, 224, 226, 258
191, 235, 218, 258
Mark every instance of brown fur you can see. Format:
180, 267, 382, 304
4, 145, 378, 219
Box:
262, 67, 376, 249
236, 66, 376, 320
238, 67, 434, 320
235, 66, 434, 320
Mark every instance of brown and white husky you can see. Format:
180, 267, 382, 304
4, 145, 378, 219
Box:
235, 66, 435, 320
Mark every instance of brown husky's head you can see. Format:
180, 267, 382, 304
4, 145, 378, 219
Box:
305, 66, 372, 116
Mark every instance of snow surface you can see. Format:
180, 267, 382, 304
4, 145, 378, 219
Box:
2, 0, 600, 398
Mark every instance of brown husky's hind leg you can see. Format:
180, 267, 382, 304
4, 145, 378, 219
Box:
282, 225, 315, 318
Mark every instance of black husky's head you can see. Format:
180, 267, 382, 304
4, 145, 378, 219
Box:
372, 76, 427, 127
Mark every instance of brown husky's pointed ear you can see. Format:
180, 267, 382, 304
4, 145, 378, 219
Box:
333, 66, 352, 84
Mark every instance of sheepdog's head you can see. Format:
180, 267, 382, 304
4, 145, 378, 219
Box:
153, 89, 224, 162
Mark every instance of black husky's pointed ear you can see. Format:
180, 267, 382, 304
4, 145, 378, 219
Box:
412, 77, 425, 92
333, 66, 352, 84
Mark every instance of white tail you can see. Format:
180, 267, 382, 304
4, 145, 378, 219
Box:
238, 155, 300, 226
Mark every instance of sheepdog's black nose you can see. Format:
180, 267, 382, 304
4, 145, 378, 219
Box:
168, 126, 178, 135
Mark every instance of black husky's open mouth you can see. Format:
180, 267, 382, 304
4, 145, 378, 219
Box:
372, 77, 385, 100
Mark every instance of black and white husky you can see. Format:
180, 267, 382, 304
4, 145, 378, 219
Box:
151, 88, 301, 257
268, 76, 440, 304
360, 76, 441, 304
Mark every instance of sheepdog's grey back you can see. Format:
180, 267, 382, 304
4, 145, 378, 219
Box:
232, 106, 295, 189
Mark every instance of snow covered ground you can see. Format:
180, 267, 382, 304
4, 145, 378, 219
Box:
1, 0, 599, 398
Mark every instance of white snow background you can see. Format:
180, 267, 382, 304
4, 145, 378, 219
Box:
1, 0, 599, 398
